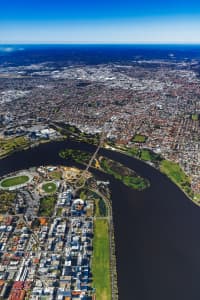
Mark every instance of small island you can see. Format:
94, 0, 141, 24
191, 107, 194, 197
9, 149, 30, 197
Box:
59, 149, 150, 191
105, 143, 200, 203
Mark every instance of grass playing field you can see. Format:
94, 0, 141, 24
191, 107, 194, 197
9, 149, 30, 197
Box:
42, 182, 57, 194
92, 219, 111, 300
0, 175, 29, 188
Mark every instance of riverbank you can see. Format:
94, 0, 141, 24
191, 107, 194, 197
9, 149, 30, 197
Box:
72, 172, 118, 300
160, 160, 196, 201
0, 136, 64, 159
77, 185, 118, 300
105, 144, 200, 205
0, 136, 30, 159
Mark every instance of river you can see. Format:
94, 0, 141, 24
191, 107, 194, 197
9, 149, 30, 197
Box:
0, 140, 200, 300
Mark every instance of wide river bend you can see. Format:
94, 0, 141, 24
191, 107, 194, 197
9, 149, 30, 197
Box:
0, 140, 199, 300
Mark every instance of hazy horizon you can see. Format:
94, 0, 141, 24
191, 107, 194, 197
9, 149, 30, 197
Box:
1, 42, 200, 45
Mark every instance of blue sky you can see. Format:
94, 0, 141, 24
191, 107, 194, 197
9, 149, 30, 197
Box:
1, 0, 200, 43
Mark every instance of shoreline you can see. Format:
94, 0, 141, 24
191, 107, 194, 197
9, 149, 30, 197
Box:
104, 144, 200, 207
0, 135, 199, 206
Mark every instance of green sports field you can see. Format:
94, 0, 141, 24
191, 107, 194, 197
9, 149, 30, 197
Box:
92, 219, 111, 300
0, 175, 29, 188
42, 182, 57, 194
